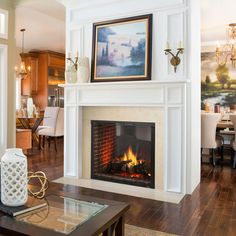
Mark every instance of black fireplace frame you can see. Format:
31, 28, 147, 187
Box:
91, 120, 155, 188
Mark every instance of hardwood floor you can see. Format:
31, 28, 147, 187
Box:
27, 142, 236, 236
26, 138, 64, 181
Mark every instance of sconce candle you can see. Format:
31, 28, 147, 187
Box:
66, 52, 78, 71
166, 42, 170, 50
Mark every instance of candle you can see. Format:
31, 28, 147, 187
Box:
14, 66, 18, 72
166, 42, 170, 50
76, 50, 79, 58
67, 52, 71, 58
179, 41, 183, 48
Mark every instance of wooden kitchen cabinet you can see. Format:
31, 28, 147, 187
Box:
21, 52, 38, 96
21, 50, 65, 110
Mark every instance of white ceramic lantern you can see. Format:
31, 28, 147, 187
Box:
27, 97, 34, 118
77, 57, 90, 83
1, 148, 28, 206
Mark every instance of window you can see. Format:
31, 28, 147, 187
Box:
0, 8, 8, 39
16, 77, 21, 110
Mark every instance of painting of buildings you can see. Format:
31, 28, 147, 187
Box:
92, 16, 151, 81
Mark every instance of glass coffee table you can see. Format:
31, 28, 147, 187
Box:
0, 187, 129, 236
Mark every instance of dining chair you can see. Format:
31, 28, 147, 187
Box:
37, 108, 64, 152
229, 114, 236, 168
201, 113, 223, 166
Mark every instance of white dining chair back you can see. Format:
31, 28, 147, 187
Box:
201, 113, 221, 149
230, 114, 236, 136
43, 107, 60, 128
230, 114, 236, 168
54, 108, 64, 137
229, 114, 236, 149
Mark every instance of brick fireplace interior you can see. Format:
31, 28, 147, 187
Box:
91, 120, 155, 188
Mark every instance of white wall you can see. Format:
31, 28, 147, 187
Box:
62, 0, 201, 194
186, 0, 201, 194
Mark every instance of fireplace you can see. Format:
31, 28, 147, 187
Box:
91, 120, 155, 188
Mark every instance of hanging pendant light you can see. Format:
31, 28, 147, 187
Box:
15, 29, 31, 79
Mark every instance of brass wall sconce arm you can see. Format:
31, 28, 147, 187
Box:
164, 47, 184, 73
66, 56, 78, 71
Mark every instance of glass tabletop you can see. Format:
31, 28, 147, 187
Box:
15, 195, 108, 235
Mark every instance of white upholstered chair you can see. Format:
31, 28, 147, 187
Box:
201, 113, 223, 166
230, 114, 236, 168
37, 108, 64, 152
37, 106, 60, 131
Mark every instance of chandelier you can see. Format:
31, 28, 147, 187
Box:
15, 29, 31, 78
216, 23, 236, 67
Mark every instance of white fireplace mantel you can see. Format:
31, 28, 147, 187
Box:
60, 80, 189, 106
60, 80, 188, 194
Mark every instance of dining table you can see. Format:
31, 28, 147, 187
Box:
217, 120, 234, 129
17, 116, 44, 145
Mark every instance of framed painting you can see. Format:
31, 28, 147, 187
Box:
91, 14, 152, 82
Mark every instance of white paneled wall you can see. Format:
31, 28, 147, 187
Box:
66, 0, 187, 81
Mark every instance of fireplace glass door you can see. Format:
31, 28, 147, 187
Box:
91, 121, 155, 188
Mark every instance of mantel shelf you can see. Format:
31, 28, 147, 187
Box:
59, 79, 190, 90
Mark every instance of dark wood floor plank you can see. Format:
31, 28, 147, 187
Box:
27, 143, 236, 235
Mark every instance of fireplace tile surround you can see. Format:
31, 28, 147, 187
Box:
60, 80, 187, 199
83, 106, 163, 189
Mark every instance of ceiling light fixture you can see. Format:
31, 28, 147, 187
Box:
216, 23, 236, 67
15, 28, 31, 78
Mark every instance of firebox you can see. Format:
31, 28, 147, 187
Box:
91, 120, 155, 188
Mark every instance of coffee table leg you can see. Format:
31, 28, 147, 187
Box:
102, 216, 125, 236
115, 216, 125, 236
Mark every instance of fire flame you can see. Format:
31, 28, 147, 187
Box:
122, 146, 139, 166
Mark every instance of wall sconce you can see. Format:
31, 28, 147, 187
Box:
164, 41, 184, 73
66, 51, 78, 71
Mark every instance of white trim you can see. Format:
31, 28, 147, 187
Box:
0, 8, 8, 39
0, 44, 7, 156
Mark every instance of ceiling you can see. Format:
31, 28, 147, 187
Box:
201, 0, 236, 46
14, 0, 66, 53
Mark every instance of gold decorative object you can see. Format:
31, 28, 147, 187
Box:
66, 51, 78, 71
216, 23, 236, 67
28, 171, 49, 199
164, 41, 184, 73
